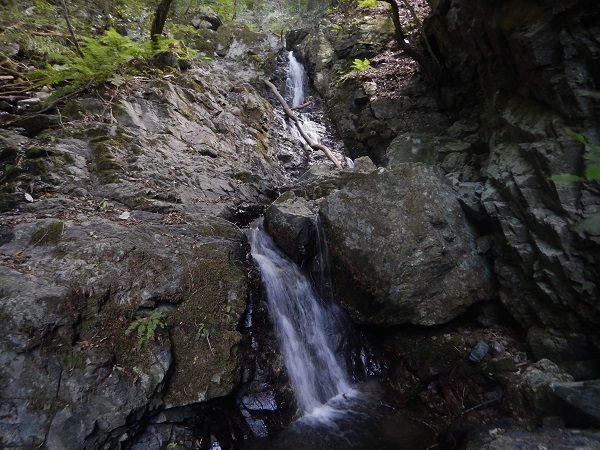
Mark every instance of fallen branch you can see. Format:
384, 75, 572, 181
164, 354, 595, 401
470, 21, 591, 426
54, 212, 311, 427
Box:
291, 101, 312, 111
263, 79, 342, 169
30, 30, 77, 39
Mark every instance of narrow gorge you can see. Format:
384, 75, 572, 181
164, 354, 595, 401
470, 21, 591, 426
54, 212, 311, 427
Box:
0, 0, 599, 449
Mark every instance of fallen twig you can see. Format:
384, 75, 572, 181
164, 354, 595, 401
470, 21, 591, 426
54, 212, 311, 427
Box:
291, 101, 312, 110
263, 78, 342, 169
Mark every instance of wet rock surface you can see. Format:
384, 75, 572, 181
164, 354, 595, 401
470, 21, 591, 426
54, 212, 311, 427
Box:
298, 0, 600, 338
0, 32, 298, 446
287, 1, 599, 446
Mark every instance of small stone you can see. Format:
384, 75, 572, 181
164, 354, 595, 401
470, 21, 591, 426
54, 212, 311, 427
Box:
469, 340, 489, 363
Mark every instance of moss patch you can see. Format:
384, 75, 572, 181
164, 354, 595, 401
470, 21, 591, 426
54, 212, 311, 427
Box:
29, 222, 64, 246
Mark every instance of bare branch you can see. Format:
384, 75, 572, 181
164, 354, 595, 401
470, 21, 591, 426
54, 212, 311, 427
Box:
263, 79, 343, 170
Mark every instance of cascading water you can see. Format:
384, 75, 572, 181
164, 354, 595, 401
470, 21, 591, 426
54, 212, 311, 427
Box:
285, 51, 306, 108
245, 220, 435, 450
284, 52, 327, 147
241, 53, 435, 450
248, 220, 352, 415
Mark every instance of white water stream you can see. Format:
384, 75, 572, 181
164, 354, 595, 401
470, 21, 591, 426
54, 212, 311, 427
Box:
285, 51, 306, 108
241, 55, 435, 449
248, 221, 352, 415
284, 51, 327, 146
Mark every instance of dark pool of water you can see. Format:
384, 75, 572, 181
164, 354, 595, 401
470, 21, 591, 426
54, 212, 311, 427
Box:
243, 381, 437, 450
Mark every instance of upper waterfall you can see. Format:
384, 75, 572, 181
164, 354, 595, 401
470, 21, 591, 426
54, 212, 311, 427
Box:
285, 51, 306, 108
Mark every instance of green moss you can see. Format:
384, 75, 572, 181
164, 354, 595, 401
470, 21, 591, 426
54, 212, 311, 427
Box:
61, 348, 87, 370
91, 140, 123, 184
29, 222, 64, 246
274, 191, 296, 203
234, 171, 261, 183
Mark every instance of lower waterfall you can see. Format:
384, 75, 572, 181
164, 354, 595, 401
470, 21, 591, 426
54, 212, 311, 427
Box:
245, 220, 436, 449
247, 219, 352, 415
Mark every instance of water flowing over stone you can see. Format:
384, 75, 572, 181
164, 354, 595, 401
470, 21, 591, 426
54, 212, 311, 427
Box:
248, 220, 351, 414
286, 51, 306, 108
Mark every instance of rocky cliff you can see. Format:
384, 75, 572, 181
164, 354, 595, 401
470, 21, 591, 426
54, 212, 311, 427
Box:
293, 0, 599, 376
0, 25, 295, 447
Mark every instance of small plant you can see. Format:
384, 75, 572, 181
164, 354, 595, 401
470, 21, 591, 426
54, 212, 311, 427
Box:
125, 310, 165, 349
195, 322, 214, 354
99, 199, 114, 209
358, 0, 379, 7
550, 127, 600, 233
340, 58, 374, 82
351, 58, 374, 72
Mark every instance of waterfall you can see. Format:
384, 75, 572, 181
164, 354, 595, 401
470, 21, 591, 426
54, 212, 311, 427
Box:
285, 51, 325, 146
248, 220, 351, 415
285, 51, 306, 108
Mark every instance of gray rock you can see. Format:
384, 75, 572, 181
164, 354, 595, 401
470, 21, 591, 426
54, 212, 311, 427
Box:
264, 191, 316, 264
191, 6, 223, 31
526, 326, 600, 380
508, 359, 574, 419
319, 163, 494, 326
0, 59, 294, 447
552, 380, 600, 427
457, 182, 487, 221
469, 341, 490, 363
478, 429, 600, 450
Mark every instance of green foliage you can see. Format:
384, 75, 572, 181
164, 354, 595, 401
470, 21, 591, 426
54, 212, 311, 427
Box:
195, 322, 210, 340
339, 58, 374, 82
550, 125, 600, 233
351, 58, 374, 72
550, 127, 600, 183
31, 28, 180, 100
125, 310, 165, 348
358, 0, 378, 7
166, 443, 185, 450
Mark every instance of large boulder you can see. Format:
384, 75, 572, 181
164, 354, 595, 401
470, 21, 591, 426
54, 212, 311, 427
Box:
319, 163, 494, 326
0, 217, 247, 449
264, 191, 316, 265
507, 359, 574, 419
552, 380, 600, 427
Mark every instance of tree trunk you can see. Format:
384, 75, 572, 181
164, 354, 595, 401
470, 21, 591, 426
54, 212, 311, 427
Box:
378, 0, 435, 76
150, 0, 175, 47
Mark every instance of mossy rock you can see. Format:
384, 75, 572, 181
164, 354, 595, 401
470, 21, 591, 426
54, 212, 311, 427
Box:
29, 222, 64, 246
0, 193, 18, 212
25, 147, 56, 159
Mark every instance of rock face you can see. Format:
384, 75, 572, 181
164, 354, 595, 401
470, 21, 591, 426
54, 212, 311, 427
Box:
319, 163, 493, 326
264, 191, 315, 265
298, 0, 600, 360
507, 359, 574, 419
295, 14, 450, 163
0, 34, 291, 447
423, 0, 600, 347
552, 380, 600, 427
476, 429, 600, 450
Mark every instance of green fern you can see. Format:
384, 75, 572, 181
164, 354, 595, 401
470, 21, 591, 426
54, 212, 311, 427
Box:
125, 310, 165, 349
31, 29, 182, 101
339, 58, 374, 82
